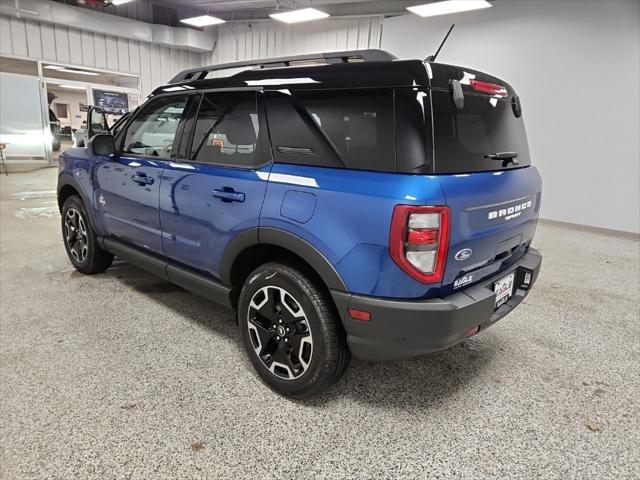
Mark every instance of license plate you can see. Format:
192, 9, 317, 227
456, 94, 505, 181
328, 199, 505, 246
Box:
494, 272, 515, 309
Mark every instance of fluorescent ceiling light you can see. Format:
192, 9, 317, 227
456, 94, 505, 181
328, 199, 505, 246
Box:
58, 68, 100, 76
110, 0, 136, 5
45, 65, 99, 76
270, 8, 329, 24
58, 84, 86, 90
180, 15, 226, 27
407, 0, 492, 18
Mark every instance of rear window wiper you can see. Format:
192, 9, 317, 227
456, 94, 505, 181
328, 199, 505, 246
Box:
485, 152, 519, 166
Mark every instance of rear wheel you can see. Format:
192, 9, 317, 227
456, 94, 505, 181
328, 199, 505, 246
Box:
61, 195, 113, 274
238, 262, 350, 398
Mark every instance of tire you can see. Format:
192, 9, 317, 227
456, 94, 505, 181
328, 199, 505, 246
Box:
238, 262, 350, 398
61, 195, 113, 274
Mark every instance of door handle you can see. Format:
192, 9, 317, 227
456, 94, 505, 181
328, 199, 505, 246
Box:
132, 172, 154, 185
212, 188, 245, 203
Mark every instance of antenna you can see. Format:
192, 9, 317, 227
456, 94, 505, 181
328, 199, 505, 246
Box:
425, 24, 455, 62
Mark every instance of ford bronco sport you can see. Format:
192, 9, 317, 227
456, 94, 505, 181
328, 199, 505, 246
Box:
57, 50, 542, 398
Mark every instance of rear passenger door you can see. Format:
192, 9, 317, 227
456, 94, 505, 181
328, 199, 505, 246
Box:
159, 90, 272, 278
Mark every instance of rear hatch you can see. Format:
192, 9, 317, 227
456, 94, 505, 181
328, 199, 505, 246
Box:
428, 63, 542, 294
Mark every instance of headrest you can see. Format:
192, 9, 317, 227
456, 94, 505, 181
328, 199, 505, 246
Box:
222, 107, 257, 145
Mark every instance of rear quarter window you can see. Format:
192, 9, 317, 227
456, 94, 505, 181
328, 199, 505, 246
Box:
296, 89, 394, 172
266, 89, 395, 172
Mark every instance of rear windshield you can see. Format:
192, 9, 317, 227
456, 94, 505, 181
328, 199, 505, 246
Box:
431, 90, 531, 173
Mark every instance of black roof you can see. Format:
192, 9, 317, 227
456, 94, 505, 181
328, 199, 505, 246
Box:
151, 49, 516, 98
153, 62, 430, 96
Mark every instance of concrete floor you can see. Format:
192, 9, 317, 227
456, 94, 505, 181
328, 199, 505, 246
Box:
1, 167, 638, 480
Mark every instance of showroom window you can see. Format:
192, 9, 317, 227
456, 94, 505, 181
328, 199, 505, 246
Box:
122, 95, 188, 158
190, 92, 261, 167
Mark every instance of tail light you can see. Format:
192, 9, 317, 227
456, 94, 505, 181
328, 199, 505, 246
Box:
469, 79, 508, 98
389, 205, 450, 283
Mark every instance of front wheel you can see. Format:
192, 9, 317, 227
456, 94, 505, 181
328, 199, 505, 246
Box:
238, 262, 350, 399
61, 195, 113, 274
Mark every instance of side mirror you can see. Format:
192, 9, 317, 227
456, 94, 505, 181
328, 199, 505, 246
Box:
87, 134, 115, 156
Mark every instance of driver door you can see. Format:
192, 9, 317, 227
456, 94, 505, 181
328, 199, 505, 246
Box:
87, 106, 110, 137
92, 94, 189, 254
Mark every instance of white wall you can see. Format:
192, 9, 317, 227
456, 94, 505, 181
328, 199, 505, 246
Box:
204, 17, 383, 65
0, 14, 203, 97
383, 0, 640, 234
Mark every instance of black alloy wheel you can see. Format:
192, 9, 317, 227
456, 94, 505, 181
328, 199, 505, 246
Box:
247, 285, 314, 380
64, 207, 89, 264
238, 262, 350, 398
61, 195, 113, 274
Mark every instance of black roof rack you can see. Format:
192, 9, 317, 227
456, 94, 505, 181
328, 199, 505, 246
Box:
168, 49, 397, 84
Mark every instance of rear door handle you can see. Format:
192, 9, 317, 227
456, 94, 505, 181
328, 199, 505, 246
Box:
132, 172, 154, 185
212, 188, 245, 203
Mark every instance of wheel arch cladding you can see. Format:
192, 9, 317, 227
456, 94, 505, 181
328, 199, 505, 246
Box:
57, 183, 81, 212
57, 178, 99, 233
220, 227, 347, 297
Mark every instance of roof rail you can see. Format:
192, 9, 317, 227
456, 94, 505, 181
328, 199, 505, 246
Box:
168, 49, 397, 84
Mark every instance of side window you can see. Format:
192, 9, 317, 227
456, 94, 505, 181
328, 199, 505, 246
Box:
394, 88, 433, 174
111, 112, 131, 139
265, 91, 342, 168
191, 92, 261, 167
122, 95, 187, 158
294, 89, 395, 172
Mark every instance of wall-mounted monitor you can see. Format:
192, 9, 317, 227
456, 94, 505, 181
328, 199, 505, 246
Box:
92, 89, 129, 115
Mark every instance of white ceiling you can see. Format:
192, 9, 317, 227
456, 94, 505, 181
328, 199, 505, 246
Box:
151, 0, 419, 21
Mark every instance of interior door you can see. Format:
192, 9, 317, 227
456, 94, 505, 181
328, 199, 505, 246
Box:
93, 94, 188, 254
87, 106, 109, 138
159, 90, 272, 279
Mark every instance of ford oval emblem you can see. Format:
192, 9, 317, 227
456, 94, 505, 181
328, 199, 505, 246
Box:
455, 248, 472, 261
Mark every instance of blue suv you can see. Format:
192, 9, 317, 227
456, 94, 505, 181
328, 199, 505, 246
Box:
57, 50, 542, 398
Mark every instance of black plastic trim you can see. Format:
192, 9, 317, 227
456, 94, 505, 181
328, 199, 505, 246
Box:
332, 247, 542, 362
218, 227, 347, 292
101, 237, 232, 307
276, 146, 314, 155
166, 265, 231, 307
218, 228, 260, 286
103, 238, 169, 280
57, 176, 99, 233
259, 228, 347, 291
169, 49, 397, 83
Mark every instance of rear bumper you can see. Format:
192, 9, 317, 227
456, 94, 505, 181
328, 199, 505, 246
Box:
331, 247, 542, 362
